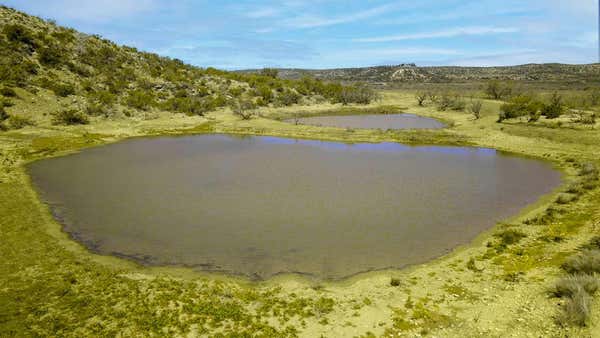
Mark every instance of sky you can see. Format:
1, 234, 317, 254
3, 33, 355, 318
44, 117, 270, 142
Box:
1, 0, 598, 69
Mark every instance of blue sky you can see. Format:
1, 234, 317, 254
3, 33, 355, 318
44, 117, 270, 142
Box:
2, 0, 598, 69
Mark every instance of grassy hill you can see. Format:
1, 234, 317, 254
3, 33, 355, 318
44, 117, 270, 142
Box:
0, 6, 375, 130
241, 63, 600, 86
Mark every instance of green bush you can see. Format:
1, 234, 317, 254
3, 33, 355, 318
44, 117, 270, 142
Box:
561, 250, 600, 275
469, 100, 483, 119
3, 24, 37, 49
0, 87, 17, 97
6, 115, 35, 129
52, 83, 76, 97
51, 109, 89, 125
38, 43, 65, 66
125, 89, 155, 110
485, 80, 512, 100
336, 85, 377, 105
541, 93, 565, 119
553, 274, 599, 298
0, 106, 8, 122
498, 95, 541, 121
277, 89, 301, 106
85, 104, 110, 117
493, 228, 526, 251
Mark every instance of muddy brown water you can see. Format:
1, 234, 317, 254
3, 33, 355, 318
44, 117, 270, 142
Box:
28, 135, 561, 280
289, 113, 446, 129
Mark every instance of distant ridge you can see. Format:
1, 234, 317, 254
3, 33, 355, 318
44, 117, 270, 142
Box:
239, 63, 600, 85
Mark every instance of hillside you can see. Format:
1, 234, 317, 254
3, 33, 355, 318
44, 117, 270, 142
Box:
241, 63, 600, 85
0, 6, 373, 130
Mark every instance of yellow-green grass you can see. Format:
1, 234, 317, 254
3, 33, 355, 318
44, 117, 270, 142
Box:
1, 89, 599, 337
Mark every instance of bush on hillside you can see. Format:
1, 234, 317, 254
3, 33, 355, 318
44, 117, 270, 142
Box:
231, 99, 255, 120
276, 89, 301, 106
3, 24, 37, 49
51, 109, 89, 125
0, 106, 8, 122
0, 86, 17, 97
336, 84, 378, 105
125, 89, 155, 110
38, 43, 65, 66
498, 95, 541, 122
6, 115, 35, 129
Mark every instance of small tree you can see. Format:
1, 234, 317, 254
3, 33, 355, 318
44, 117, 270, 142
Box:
231, 99, 255, 120
469, 100, 483, 119
416, 92, 428, 106
485, 80, 512, 100
498, 95, 542, 122
542, 92, 565, 119
51, 109, 89, 125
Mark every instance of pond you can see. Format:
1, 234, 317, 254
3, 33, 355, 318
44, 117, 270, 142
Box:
288, 113, 446, 129
29, 135, 561, 280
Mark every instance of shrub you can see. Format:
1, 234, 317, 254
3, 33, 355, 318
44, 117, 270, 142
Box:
557, 288, 593, 327
52, 83, 76, 97
85, 104, 110, 117
437, 94, 453, 111
580, 162, 598, 178
469, 100, 483, 119
125, 90, 155, 110
51, 109, 89, 125
416, 92, 428, 106
555, 193, 576, 205
38, 44, 65, 66
0, 87, 17, 97
466, 257, 483, 272
336, 84, 378, 105
6, 115, 35, 129
561, 250, 600, 275
450, 96, 466, 111
256, 85, 274, 103
3, 24, 37, 49
0, 106, 8, 122
493, 228, 526, 249
485, 80, 512, 100
277, 89, 301, 106
553, 274, 599, 298
498, 95, 541, 121
390, 278, 402, 287
542, 93, 565, 119
230, 99, 255, 120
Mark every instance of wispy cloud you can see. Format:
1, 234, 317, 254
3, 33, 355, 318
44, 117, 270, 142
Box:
354, 26, 519, 42
282, 2, 400, 28
245, 7, 280, 19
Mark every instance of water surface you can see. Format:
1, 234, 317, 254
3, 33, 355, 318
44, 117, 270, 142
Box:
29, 135, 560, 280
290, 113, 445, 129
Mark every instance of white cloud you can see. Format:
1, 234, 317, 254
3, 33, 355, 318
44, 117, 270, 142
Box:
354, 26, 519, 42
245, 7, 280, 19
283, 2, 400, 28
